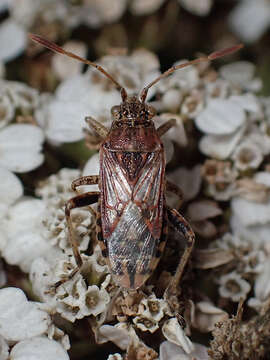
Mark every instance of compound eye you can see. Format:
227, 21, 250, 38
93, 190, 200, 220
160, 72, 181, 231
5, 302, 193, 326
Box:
111, 105, 120, 118
147, 105, 156, 118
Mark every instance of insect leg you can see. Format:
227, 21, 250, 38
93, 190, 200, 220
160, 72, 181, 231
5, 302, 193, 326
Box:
71, 175, 99, 191
52, 191, 100, 290
166, 180, 183, 210
165, 207, 195, 295
157, 118, 176, 137
84, 117, 109, 149
85, 116, 109, 138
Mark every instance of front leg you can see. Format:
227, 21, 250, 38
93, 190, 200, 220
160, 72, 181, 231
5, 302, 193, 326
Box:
84, 116, 109, 149
165, 207, 195, 297
157, 118, 176, 137
52, 191, 100, 290
71, 175, 99, 192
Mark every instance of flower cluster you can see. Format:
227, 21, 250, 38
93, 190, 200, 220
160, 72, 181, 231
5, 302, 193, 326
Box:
1, 13, 270, 357
0, 287, 70, 360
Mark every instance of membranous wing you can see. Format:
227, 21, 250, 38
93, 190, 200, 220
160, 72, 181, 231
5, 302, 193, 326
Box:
100, 147, 165, 289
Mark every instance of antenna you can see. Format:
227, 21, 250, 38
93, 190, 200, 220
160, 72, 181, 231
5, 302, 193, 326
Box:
140, 44, 244, 103
29, 33, 127, 100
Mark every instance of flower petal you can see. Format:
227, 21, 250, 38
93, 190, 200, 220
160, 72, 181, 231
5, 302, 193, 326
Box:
10, 337, 69, 360
130, 0, 165, 15
195, 99, 245, 135
0, 124, 44, 173
178, 0, 212, 16
162, 318, 194, 353
229, 0, 270, 43
0, 168, 23, 207
46, 100, 89, 143
231, 196, 270, 227
0, 20, 26, 62
0, 288, 51, 342
199, 125, 245, 159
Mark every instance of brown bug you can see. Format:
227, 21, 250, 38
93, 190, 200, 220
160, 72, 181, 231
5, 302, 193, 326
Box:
30, 34, 242, 291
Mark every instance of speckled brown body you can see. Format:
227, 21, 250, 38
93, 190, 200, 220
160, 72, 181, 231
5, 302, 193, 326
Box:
100, 128, 165, 289
98, 97, 167, 289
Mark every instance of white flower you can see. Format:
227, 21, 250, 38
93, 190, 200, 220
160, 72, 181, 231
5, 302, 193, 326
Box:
229, 0, 270, 44
36, 168, 80, 202
36, 168, 94, 253
44, 98, 92, 143
30, 255, 68, 310
133, 295, 170, 333
160, 341, 209, 360
56, 276, 88, 322
1, 198, 53, 272
53, 269, 110, 322
167, 165, 202, 203
181, 89, 205, 119
0, 80, 40, 132
138, 294, 169, 322
178, 0, 212, 16
232, 139, 263, 171
191, 301, 228, 332
205, 79, 229, 100
72, 0, 127, 28
47, 324, 70, 350
0, 287, 51, 342
218, 271, 251, 302
162, 318, 194, 354
230, 217, 270, 248
0, 167, 23, 219
195, 98, 246, 135
107, 354, 123, 360
130, 0, 165, 15
9, 336, 69, 360
231, 196, 270, 227
41, 194, 91, 253
160, 88, 182, 112
0, 19, 26, 62
219, 61, 262, 92
97, 323, 134, 350
133, 316, 159, 333
88, 245, 109, 276
187, 200, 222, 222
0, 124, 44, 173
1, 80, 40, 112
199, 125, 245, 160
230, 94, 262, 118
82, 285, 110, 317
8, 0, 68, 28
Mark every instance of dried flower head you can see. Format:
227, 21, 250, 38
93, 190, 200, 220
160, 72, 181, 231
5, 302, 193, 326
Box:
218, 271, 251, 302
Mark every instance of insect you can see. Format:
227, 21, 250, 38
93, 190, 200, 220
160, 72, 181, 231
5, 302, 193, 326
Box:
30, 34, 242, 291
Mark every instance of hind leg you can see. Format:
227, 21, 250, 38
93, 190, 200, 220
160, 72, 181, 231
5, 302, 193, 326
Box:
52, 191, 100, 290
164, 207, 195, 299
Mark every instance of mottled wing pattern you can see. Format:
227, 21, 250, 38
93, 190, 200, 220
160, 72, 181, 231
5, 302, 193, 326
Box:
100, 147, 165, 289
